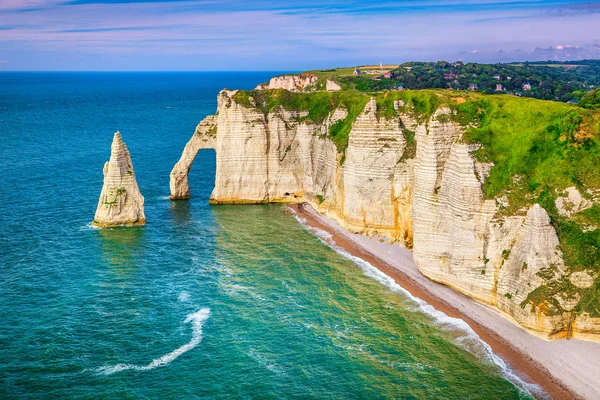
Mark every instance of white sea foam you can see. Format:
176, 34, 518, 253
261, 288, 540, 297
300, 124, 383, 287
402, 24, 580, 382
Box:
81, 222, 100, 231
97, 308, 211, 375
293, 214, 546, 399
222, 282, 266, 302
291, 210, 332, 242
247, 348, 287, 378
178, 291, 190, 302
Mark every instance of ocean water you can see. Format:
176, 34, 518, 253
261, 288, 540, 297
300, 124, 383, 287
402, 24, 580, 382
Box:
0, 72, 536, 399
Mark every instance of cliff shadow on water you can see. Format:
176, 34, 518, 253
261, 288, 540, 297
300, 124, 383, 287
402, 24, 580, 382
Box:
95, 227, 147, 273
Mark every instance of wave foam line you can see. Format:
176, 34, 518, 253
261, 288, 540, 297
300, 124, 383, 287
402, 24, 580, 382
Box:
97, 308, 211, 375
293, 212, 546, 399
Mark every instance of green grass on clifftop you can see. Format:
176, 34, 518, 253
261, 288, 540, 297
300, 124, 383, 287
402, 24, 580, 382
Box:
232, 89, 369, 152
453, 95, 600, 316
579, 88, 600, 110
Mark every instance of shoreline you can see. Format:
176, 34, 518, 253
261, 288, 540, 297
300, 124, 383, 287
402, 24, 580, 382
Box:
289, 203, 600, 400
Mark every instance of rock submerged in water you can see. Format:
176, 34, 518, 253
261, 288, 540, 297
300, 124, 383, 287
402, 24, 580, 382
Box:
93, 131, 145, 227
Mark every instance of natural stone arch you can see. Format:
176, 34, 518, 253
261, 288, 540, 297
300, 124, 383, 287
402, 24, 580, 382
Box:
170, 115, 217, 199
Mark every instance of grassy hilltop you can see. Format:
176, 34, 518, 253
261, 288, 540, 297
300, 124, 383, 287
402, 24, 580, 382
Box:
231, 78, 600, 318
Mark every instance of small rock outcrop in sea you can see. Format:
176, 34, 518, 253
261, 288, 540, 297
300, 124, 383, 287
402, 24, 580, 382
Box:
93, 131, 145, 227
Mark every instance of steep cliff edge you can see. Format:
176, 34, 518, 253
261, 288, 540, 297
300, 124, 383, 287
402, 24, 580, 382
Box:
170, 88, 600, 340
93, 131, 145, 227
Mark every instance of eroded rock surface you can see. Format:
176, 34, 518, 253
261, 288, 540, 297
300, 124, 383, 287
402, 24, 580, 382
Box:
255, 74, 318, 92
326, 80, 342, 91
555, 186, 593, 217
170, 116, 217, 199
93, 131, 145, 227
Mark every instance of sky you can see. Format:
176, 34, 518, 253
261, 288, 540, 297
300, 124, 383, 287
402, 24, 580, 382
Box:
0, 0, 599, 70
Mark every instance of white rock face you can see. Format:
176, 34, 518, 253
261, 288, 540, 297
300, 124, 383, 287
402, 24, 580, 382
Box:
570, 271, 596, 288
555, 186, 593, 217
255, 74, 318, 92
170, 115, 216, 199
169, 90, 600, 340
342, 99, 408, 239
93, 132, 145, 227
326, 80, 342, 91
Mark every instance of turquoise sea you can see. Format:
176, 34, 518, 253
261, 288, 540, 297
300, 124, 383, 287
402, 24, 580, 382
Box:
1, 72, 539, 399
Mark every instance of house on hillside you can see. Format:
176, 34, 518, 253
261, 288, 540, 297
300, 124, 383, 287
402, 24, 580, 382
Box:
495, 84, 503, 91
494, 75, 501, 80
522, 82, 532, 91
381, 71, 392, 79
353, 68, 362, 75
395, 83, 405, 91
443, 73, 458, 79
468, 83, 478, 91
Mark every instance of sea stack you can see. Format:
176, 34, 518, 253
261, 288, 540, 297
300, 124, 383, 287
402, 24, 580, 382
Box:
92, 131, 145, 227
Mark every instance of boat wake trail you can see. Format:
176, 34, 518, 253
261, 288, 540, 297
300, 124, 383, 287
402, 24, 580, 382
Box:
96, 308, 211, 375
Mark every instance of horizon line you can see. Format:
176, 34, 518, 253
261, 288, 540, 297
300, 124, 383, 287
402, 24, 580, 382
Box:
2, 58, 600, 73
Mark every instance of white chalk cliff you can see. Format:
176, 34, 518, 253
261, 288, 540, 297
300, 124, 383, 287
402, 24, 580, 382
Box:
171, 89, 599, 341
93, 131, 145, 227
170, 116, 217, 199
255, 74, 318, 92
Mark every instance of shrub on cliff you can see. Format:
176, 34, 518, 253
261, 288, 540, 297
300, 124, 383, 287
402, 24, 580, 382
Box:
579, 89, 600, 110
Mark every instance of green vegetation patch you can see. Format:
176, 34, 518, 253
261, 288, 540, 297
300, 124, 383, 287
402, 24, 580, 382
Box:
454, 94, 600, 316
373, 90, 453, 122
389, 60, 600, 103
457, 96, 600, 206
579, 88, 600, 110
231, 89, 369, 152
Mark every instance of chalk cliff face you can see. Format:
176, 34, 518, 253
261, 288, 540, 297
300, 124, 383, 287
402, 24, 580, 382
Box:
170, 116, 217, 199
93, 132, 145, 227
170, 90, 599, 340
255, 74, 318, 92
326, 80, 342, 91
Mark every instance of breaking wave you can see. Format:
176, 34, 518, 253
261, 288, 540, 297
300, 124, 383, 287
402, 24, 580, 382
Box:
96, 308, 211, 375
292, 209, 546, 399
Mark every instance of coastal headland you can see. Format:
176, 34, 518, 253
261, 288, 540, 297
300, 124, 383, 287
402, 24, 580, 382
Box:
170, 70, 600, 398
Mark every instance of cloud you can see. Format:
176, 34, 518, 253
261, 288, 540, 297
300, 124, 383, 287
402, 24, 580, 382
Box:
457, 42, 600, 63
1, 0, 600, 70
